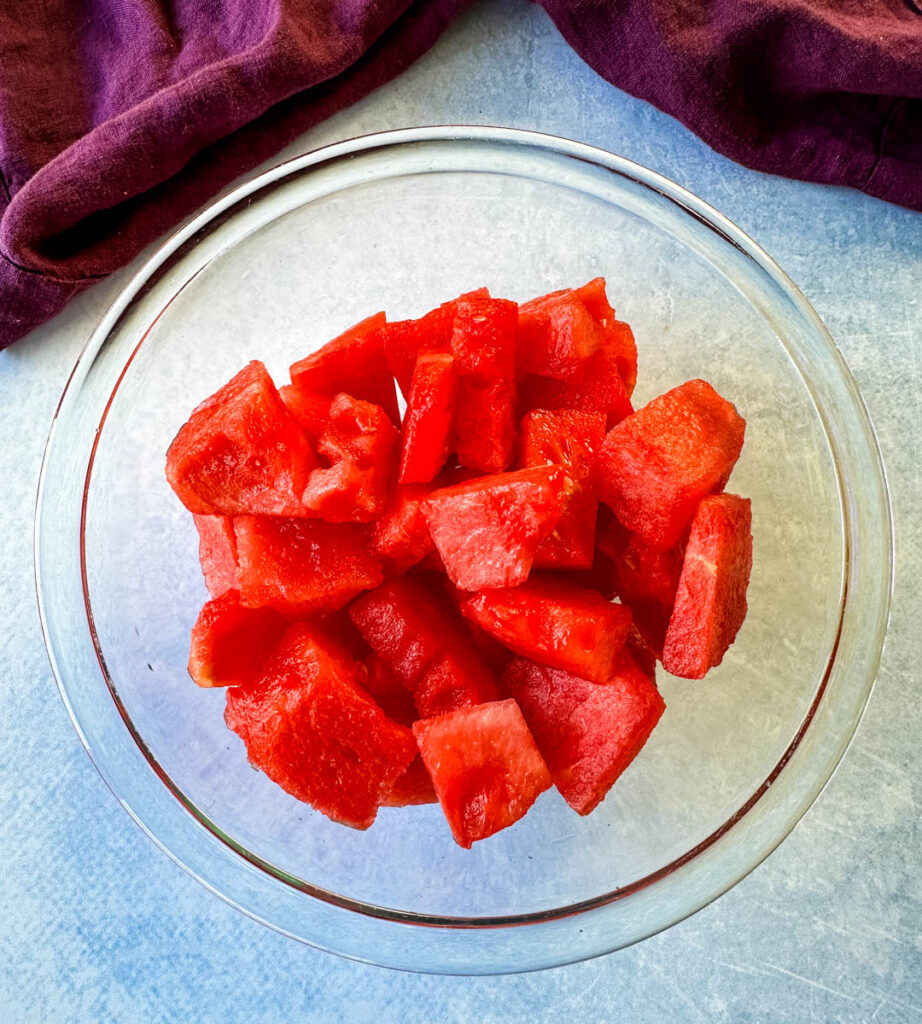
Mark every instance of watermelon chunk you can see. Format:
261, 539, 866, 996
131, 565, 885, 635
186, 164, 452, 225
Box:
662, 494, 753, 678
278, 384, 331, 445
318, 608, 372, 662
520, 409, 606, 568
235, 515, 382, 616
302, 393, 399, 523
381, 306, 452, 399
422, 465, 569, 590
399, 352, 458, 484
225, 623, 416, 829
461, 576, 632, 684
570, 278, 638, 396
597, 379, 746, 550
517, 290, 601, 379
166, 361, 316, 517
382, 756, 438, 807
413, 699, 552, 847
370, 483, 435, 576
613, 532, 686, 657
626, 625, 659, 685
289, 312, 399, 424
361, 653, 417, 726
504, 654, 665, 815
450, 296, 518, 473
381, 290, 491, 399
188, 590, 287, 688
519, 343, 633, 430
349, 575, 502, 718
360, 655, 437, 807
192, 514, 239, 597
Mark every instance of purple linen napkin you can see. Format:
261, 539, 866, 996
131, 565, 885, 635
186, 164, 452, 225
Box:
0, 0, 919, 348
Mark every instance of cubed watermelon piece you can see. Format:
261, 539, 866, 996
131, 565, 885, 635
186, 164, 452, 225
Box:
235, 515, 382, 616
289, 312, 399, 423
662, 494, 753, 679
569, 278, 638, 396
413, 699, 551, 847
361, 653, 417, 726
278, 384, 331, 445
520, 409, 606, 568
380, 306, 452, 399
422, 466, 568, 590
412, 652, 500, 719
399, 352, 458, 484
450, 296, 518, 473
626, 624, 659, 684
382, 290, 492, 398
192, 514, 239, 597
517, 291, 601, 379
370, 483, 435, 576
613, 532, 685, 657
318, 609, 372, 662
225, 623, 416, 829
382, 755, 438, 806
302, 393, 399, 523
597, 379, 746, 550
463, 618, 515, 676
504, 654, 665, 815
519, 343, 633, 430
349, 575, 502, 718
188, 590, 287, 688
461, 576, 631, 684
166, 361, 316, 517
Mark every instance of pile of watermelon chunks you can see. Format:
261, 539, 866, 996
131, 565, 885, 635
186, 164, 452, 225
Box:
166, 280, 752, 848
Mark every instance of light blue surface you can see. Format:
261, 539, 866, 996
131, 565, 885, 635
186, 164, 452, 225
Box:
1, 2, 920, 1020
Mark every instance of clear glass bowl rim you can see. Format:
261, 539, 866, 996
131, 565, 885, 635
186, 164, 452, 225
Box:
35, 125, 893, 974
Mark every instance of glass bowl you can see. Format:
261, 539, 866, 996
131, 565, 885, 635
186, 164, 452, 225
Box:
35, 126, 892, 974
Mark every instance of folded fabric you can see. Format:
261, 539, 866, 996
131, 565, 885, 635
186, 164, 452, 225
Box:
0, 0, 919, 348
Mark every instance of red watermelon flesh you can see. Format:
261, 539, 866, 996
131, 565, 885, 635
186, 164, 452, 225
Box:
413, 699, 552, 847
462, 618, 515, 676
461, 576, 632, 684
225, 623, 416, 829
517, 291, 601, 380
519, 342, 634, 430
349, 575, 502, 717
235, 515, 382, 617
422, 465, 569, 591
354, 655, 437, 807
193, 514, 239, 597
318, 609, 372, 662
370, 482, 435, 576
399, 352, 458, 484
361, 653, 417, 726
520, 409, 606, 568
503, 653, 665, 815
597, 379, 746, 550
278, 384, 331, 445
289, 312, 399, 424
188, 590, 287, 688
382, 755, 438, 807
570, 278, 638, 397
381, 290, 491, 399
613, 532, 686, 657
166, 360, 316, 517
450, 296, 519, 473
626, 624, 659, 685
662, 493, 753, 679
302, 393, 399, 523
381, 306, 452, 399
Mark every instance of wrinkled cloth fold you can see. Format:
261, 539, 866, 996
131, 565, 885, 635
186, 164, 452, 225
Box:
1, 0, 919, 348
